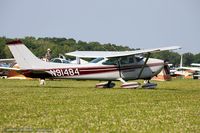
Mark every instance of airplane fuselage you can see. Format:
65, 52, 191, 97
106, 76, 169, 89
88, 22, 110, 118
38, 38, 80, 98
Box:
20, 58, 164, 81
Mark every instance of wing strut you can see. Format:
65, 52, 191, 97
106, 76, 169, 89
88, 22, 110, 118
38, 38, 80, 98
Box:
137, 52, 151, 79
117, 58, 122, 78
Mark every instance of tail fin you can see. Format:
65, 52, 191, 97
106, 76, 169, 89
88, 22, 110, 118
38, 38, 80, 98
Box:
6, 40, 47, 69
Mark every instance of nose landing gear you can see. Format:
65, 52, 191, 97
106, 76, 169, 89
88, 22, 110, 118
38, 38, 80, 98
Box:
142, 80, 157, 89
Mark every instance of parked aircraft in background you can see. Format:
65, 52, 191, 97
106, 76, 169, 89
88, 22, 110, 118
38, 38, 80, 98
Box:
0, 58, 31, 79
50, 58, 71, 64
179, 67, 200, 79
0, 58, 15, 77
50, 57, 88, 64
0, 58, 15, 63
5, 40, 180, 88
191, 63, 200, 67
171, 55, 200, 79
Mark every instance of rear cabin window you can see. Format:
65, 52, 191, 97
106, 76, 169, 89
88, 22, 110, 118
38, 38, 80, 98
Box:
90, 58, 104, 63
120, 57, 129, 65
129, 57, 134, 64
120, 56, 135, 65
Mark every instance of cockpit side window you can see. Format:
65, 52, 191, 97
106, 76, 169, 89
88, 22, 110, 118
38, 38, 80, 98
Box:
120, 56, 135, 65
102, 58, 118, 65
129, 57, 134, 64
120, 56, 129, 65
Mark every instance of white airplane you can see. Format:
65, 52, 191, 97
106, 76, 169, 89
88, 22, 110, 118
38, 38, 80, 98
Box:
5, 40, 180, 88
178, 67, 200, 79
0, 58, 16, 77
174, 55, 200, 79
179, 66, 200, 79
191, 63, 200, 67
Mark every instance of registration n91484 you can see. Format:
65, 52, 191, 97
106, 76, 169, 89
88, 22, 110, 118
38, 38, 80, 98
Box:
48, 68, 80, 77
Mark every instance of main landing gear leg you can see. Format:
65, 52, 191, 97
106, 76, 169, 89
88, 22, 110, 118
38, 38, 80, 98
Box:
118, 78, 140, 89
39, 78, 46, 86
95, 81, 116, 88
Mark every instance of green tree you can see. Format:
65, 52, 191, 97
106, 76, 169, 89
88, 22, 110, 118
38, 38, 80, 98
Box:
151, 51, 180, 65
182, 53, 194, 66
193, 53, 200, 63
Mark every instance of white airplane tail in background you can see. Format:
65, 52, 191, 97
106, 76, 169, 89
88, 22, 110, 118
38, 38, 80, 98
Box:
180, 54, 183, 68
7, 40, 48, 69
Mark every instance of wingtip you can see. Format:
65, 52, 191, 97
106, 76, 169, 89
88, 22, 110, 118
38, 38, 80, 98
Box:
6, 40, 23, 45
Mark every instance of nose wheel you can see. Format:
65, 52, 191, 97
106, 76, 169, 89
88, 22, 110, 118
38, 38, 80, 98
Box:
142, 80, 157, 89
118, 78, 157, 89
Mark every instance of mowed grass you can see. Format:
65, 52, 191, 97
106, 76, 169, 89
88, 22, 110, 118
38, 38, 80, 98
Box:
0, 79, 200, 132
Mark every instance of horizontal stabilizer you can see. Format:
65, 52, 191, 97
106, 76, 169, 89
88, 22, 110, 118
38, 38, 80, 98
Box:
0, 58, 15, 64
0, 67, 20, 71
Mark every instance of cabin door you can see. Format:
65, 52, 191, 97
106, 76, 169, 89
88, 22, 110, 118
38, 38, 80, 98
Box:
119, 56, 138, 80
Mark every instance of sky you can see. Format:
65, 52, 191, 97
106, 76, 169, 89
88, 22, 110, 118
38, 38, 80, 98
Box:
0, 0, 200, 53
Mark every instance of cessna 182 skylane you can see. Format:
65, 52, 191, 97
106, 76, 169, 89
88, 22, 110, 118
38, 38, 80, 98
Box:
5, 40, 180, 88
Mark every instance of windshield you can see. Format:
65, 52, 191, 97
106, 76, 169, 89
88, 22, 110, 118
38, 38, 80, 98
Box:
90, 58, 104, 63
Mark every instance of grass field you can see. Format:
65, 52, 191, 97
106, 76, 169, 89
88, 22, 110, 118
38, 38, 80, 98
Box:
0, 79, 200, 132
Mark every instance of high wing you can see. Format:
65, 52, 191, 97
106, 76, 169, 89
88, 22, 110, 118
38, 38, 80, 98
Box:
65, 46, 181, 58
0, 67, 20, 71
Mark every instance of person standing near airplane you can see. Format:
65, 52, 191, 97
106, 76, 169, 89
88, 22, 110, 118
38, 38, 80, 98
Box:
45, 48, 51, 62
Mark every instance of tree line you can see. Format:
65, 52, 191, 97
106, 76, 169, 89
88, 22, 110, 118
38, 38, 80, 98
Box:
0, 37, 200, 66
